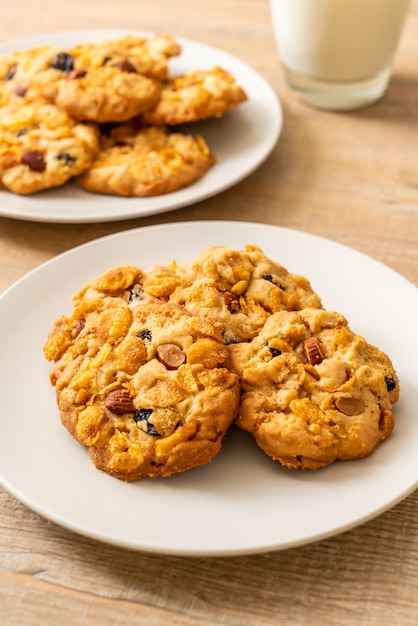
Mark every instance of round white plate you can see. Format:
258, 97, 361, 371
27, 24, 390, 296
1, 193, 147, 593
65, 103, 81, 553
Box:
0, 30, 282, 224
0, 221, 417, 556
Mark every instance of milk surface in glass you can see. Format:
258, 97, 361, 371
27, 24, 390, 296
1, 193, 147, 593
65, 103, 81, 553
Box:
270, 0, 411, 109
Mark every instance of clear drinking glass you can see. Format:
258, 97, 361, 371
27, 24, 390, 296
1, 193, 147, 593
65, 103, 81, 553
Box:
270, 0, 412, 111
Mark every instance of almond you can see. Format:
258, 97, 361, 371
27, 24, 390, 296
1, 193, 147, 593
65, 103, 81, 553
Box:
335, 396, 365, 416
104, 388, 135, 414
303, 336, 323, 365
156, 343, 186, 370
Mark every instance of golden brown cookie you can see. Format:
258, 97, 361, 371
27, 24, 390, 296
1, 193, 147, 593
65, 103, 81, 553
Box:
160, 245, 323, 343
0, 45, 58, 102
54, 66, 160, 123
0, 100, 99, 194
228, 308, 399, 470
76, 125, 215, 196
143, 66, 248, 125
0, 34, 181, 121
0, 34, 180, 103
43, 266, 240, 481
68, 33, 181, 80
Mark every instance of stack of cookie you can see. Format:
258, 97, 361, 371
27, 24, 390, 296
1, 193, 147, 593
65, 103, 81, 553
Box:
43, 245, 399, 480
0, 34, 247, 195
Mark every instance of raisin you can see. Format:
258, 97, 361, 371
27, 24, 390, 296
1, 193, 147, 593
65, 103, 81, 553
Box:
296, 455, 303, 462
14, 85, 27, 97
137, 329, 152, 341
134, 408, 153, 422
146, 423, 159, 436
222, 330, 239, 345
75, 319, 85, 335
5, 66, 16, 80
56, 152, 76, 166
262, 274, 283, 289
21, 150, 46, 172
385, 376, 397, 392
133, 408, 159, 435
125, 283, 144, 302
262, 342, 281, 357
51, 52, 74, 72
67, 69, 87, 80
114, 59, 137, 73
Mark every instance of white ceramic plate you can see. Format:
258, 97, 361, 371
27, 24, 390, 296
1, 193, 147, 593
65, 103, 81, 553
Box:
0, 30, 282, 223
0, 221, 417, 556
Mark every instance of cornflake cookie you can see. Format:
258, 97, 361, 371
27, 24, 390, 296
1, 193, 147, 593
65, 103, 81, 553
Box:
0, 101, 99, 194
77, 125, 215, 196
54, 66, 160, 123
0, 34, 180, 109
162, 245, 323, 343
0, 45, 58, 102
144, 66, 248, 125
43, 266, 240, 481
228, 308, 399, 470
68, 33, 181, 81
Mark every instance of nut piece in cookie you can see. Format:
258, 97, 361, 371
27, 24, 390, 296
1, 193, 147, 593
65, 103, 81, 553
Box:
164, 245, 323, 343
143, 66, 248, 125
76, 125, 215, 196
228, 308, 399, 470
0, 101, 99, 195
44, 292, 240, 481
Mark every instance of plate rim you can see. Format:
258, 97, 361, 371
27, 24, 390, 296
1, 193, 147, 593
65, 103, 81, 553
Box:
0, 29, 282, 224
0, 220, 417, 557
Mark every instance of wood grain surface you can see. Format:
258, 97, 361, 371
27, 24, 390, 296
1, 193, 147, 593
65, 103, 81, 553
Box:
1, 1, 417, 624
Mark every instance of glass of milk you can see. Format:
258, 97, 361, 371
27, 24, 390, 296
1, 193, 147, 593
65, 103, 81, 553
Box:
270, 0, 412, 110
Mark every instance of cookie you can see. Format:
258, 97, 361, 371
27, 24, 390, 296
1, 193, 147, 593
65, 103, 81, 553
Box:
0, 45, 58, 102
0, 34, 181, 105
143, 66, 248, 125
54, 66, 160, 123
68, 33, 181, 81
0, 101, 99, 194
159, 245, 323, 343
76, 125, 215, 196
44, 271, 240, 481
0, 35, 182, 123
228, 308, 399, 470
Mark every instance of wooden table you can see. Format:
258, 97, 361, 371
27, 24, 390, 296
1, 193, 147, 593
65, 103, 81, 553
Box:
1, 1, 417, 624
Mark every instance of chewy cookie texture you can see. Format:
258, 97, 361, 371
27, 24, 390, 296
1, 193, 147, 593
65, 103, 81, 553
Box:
43, 246, 400, 480
0, 101, 99, 194
0, 34, 247, 196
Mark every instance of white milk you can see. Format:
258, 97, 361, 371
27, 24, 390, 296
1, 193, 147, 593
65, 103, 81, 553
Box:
271, 0, 411, 82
